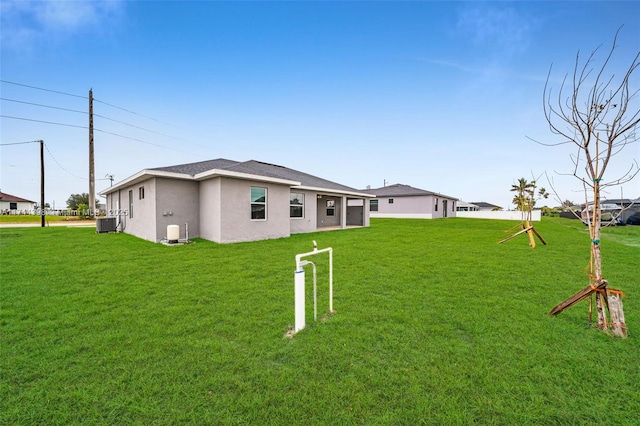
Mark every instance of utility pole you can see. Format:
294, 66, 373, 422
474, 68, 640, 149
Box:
40, 140, 45, 228
89, 88, 95, 217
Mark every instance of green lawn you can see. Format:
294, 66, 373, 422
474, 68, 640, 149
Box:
0, 214, 90, 224
1, 218, 638, 425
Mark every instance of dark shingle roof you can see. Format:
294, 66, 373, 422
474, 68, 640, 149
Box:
362, 184, 458, 200
0, 191, 35, 202
471, 201, 501, 208
151, 158, 240, 175
151, 159, 361, 193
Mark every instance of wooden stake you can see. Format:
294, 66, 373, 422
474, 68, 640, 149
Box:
498, 225, 546, 246
548, 279, 608, 316
525, 220, 535, 248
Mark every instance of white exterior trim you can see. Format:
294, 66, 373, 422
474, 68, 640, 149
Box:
99, 169, 192, 195
296, 185, 375, 198
194, 169, 300, 186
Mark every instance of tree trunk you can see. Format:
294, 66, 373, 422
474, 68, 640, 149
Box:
608, 291, 627, 338
591, 180, 607, 328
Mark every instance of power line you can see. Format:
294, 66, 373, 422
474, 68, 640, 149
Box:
93, 98, 164, 123
2, 81, 214, 154
1, 97, 86, 114
1, 80, 170, 125
93, 113, 192, 143
1, 139, 112, 183
94, 128, 200, 153
1, 114, 203, 155
43, 142, 86, 181
2, 115, 181, 148
93, 97, 210, 147
1, 97, 193, 143
0, 140, 42, 146
0, 80, 86, 99
2, 95, 206, 148
0, 81, 160, 123
0, 114, 86, 129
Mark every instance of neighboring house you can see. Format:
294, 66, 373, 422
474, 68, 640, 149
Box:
0, 192, 36, 213
471, 201, 503, 211
580, 198, 640, 222
456, 201, 480, 212
99, 159, 373, 244
361, 184, 458, 219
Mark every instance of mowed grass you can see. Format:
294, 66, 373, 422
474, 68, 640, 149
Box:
0, 215, 87, 224
1, 218, 638, 425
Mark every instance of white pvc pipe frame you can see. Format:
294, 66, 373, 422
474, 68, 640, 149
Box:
294, 241, 333, 333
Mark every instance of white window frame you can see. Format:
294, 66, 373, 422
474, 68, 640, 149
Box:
290, 192, 304, 219
250, 186, 267, 221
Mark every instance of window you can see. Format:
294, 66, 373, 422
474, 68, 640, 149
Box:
139, 186, 145, 200
370, 199, 379, 212
388, 198, 394, 204
290, 193, 304, 218
251, 187, 267, 220
326, 199, 335, 216
128, 190, 134, 218
435, 198, 438, 212
9, 202, 17, 210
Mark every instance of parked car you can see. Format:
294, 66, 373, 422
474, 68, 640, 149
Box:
581, 204, 624, 226
626, 212, 640, 225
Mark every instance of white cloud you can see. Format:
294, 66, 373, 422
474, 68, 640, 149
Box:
456, 3, 533, 57
1, 0, 124, 50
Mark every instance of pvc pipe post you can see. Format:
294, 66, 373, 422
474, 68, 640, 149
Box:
294, 270, 306, 332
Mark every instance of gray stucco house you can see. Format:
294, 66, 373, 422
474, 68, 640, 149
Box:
362, 184, 458, 219
99, 159, 373, 243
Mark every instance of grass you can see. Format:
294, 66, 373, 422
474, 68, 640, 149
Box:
1, 218, 638, 425
0, 214, 90, 224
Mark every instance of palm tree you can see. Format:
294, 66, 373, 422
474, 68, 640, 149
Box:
510, 178, 535, 216
511, 178, 548, 211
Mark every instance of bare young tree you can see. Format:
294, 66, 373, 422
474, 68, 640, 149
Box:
544, 29, 639, 337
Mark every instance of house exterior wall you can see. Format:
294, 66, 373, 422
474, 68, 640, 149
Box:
105, 178, 198, 242
346, 198, 367, 226
437, 197, 457, 219
199, 178, 222, 242
0, 200, 36, 213
371, 195, 457, 219
290, 189, 318, 234
317, 195, 342, 227
100, 165, 372, 244
105, 178, 157, 242
216, 177, 291, 243
155, 178, 199, 241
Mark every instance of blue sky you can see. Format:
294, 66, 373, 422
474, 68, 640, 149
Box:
1, 1, 639, 210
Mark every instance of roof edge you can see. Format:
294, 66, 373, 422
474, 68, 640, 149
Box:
99, 169, 192, 195
297, 185, 376, 198
194, 169, 300, 186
